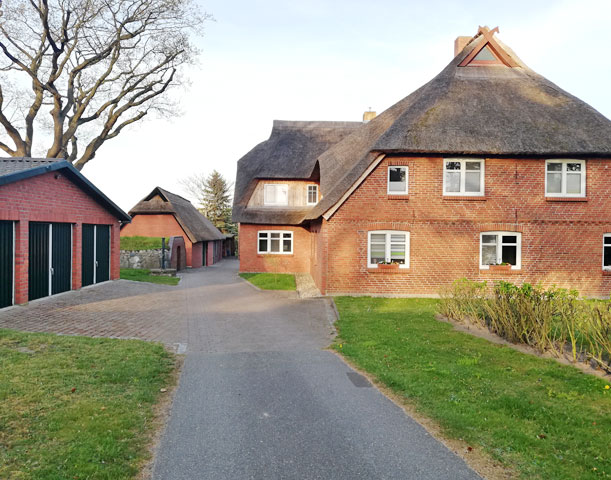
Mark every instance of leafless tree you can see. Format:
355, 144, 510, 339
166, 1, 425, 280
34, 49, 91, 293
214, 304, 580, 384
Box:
0, 0, 210, 169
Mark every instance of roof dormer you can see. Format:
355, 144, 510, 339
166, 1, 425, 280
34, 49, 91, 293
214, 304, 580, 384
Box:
458, 26, 518, 67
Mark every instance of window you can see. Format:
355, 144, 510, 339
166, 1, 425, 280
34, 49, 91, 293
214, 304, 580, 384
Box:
603, 235, 611, 270
368, 231, 410, 268
480, 232, 521, 269
264, 184, 288, 205
307, 185, 318, 205
443, 159, 484, 196
387, 166, 408, 194
545, 160, 585, 197
258, 231, 293, 254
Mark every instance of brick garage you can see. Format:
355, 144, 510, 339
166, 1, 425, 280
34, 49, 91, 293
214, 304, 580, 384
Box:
234, 28, 611, 298
0, 158, 130, 308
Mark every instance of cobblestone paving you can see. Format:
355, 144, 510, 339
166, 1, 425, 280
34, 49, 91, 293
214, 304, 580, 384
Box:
0, 278, 188, 347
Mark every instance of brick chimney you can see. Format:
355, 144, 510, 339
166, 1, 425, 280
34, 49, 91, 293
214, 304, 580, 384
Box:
454, 36, 472, 57
363, 110, 376, 123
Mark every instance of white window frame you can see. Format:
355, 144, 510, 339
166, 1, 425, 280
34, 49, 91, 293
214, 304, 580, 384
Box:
387, 166, 409, 195
367, 230, 410, 269
603, 234, 611, 271
443, 158, 485, 196
479, 231, 521, 270
263, 184, 289, 206
545, 159, 586, 198
306, 184, 319, 205
257, 230, 293, 255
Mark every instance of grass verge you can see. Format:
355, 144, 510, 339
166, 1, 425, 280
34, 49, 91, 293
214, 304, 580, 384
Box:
120, 236, 163, 251
0, 329, 176, 479
333, 297, 611, 480
120, 268, 180, 286
239, 272, 296, 290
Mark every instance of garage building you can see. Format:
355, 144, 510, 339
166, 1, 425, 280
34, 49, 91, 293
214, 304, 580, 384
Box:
0, 158, 130, 308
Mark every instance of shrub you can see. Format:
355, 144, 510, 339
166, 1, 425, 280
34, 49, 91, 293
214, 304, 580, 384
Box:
439, 279, 611, 372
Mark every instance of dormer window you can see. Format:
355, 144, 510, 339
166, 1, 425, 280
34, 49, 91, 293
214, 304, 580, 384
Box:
387, 166, 408, 195
264, 184, 288, 206
307, 185, 318, 205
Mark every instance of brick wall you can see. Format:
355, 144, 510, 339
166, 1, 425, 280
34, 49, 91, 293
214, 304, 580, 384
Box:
0, 171, 122, 304
192, 241, 203, 268
238, 223, 311, 273
318, 156, 611, 297
120, 214, 196, 267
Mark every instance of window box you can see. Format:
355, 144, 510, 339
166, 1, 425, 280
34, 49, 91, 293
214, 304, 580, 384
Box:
488, 264, 512, 272
377, 263, 400, 271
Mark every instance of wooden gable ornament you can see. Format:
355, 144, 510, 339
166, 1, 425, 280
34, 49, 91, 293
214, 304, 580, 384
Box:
459, 26, 519, 67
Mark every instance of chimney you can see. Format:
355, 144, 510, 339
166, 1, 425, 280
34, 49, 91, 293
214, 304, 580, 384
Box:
454, 36, 472, 57
363, 110, 376, 123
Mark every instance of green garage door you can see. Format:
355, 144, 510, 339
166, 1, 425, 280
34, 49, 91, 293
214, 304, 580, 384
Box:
0, 221, 14, 308
82, 225, 110, 286
29, 223, 72, 301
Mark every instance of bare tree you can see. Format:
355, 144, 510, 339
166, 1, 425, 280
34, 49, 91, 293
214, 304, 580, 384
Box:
0, 0, 210, 169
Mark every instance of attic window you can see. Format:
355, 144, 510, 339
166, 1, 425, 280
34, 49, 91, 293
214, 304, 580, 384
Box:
458, 26, 518, 68
264, 184, 288, 206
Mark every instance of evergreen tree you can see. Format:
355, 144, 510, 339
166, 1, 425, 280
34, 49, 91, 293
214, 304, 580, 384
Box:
181, 171, 237, 235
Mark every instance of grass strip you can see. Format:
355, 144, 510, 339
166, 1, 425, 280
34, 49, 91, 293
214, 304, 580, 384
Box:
0, 329, 175, 479
239, 272, 296, 290
333, 297, 611, 480
120, 236, 163, 251
120, 268, 180, 285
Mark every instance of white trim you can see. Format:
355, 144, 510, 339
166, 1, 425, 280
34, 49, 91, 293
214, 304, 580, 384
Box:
387, 166, 409, 195
93, 225, 97, 284
48, 223, 53, 296
367, 230, 410, 269
306, 184, 319, 205
479, 231, 521, 270
11, 221, 15, 306
443, 158, 485, 196
257, 230, 293, 255
263, 183, 289, 206
603, 234, 611, 271
70, 224, 73, 290
323, 154, 386, 220
544, 159, 586, 197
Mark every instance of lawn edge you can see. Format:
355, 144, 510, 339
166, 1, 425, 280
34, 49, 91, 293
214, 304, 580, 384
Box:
330, 349, 518, 480
137, 349, 185, 480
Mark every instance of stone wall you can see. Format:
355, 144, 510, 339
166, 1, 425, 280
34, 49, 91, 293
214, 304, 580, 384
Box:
120, 248, 170, 270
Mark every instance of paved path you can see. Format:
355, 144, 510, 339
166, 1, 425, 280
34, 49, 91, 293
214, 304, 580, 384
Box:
0, 260, 480, 479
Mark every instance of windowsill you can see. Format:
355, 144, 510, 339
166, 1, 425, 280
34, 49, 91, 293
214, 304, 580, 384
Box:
257, 253, 293, 257
387, 194, 409, 200
602, 270, 611, 276
479, 268, 521, 274
545, 197, 588, 202
442, 195, 486, 201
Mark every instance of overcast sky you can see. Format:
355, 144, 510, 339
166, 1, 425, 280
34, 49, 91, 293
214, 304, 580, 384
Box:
81, 0, 611, 212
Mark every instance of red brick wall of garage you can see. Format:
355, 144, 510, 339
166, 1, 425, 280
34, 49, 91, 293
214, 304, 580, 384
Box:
120, 214, 196, 267
0, 171, 122, 304
317, 155, 611, 297
238, 224, 311, 273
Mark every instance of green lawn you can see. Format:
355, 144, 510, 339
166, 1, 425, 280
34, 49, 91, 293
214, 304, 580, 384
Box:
0, 329, 176, 479
120, 236, 163, 251
120, 268, 180, 285
333, 297, 611, 480
239, 272, 296, 290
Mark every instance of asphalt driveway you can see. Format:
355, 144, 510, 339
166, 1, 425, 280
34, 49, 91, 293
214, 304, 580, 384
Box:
152, 260, 480, 480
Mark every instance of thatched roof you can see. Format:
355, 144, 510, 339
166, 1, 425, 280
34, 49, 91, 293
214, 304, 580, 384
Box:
129, 187, 225, 242
306, 31, 611, 220
233, 28, 611, 225
232, 120, 361, 224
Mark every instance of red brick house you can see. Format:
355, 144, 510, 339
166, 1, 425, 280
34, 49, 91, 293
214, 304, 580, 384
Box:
233, 27, 611, 298
0, 157, 131, 308
121, 187, 225, 268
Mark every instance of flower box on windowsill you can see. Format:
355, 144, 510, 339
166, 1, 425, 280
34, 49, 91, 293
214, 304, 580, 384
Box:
488, 264, 512, 272
377, 263, 400, 271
